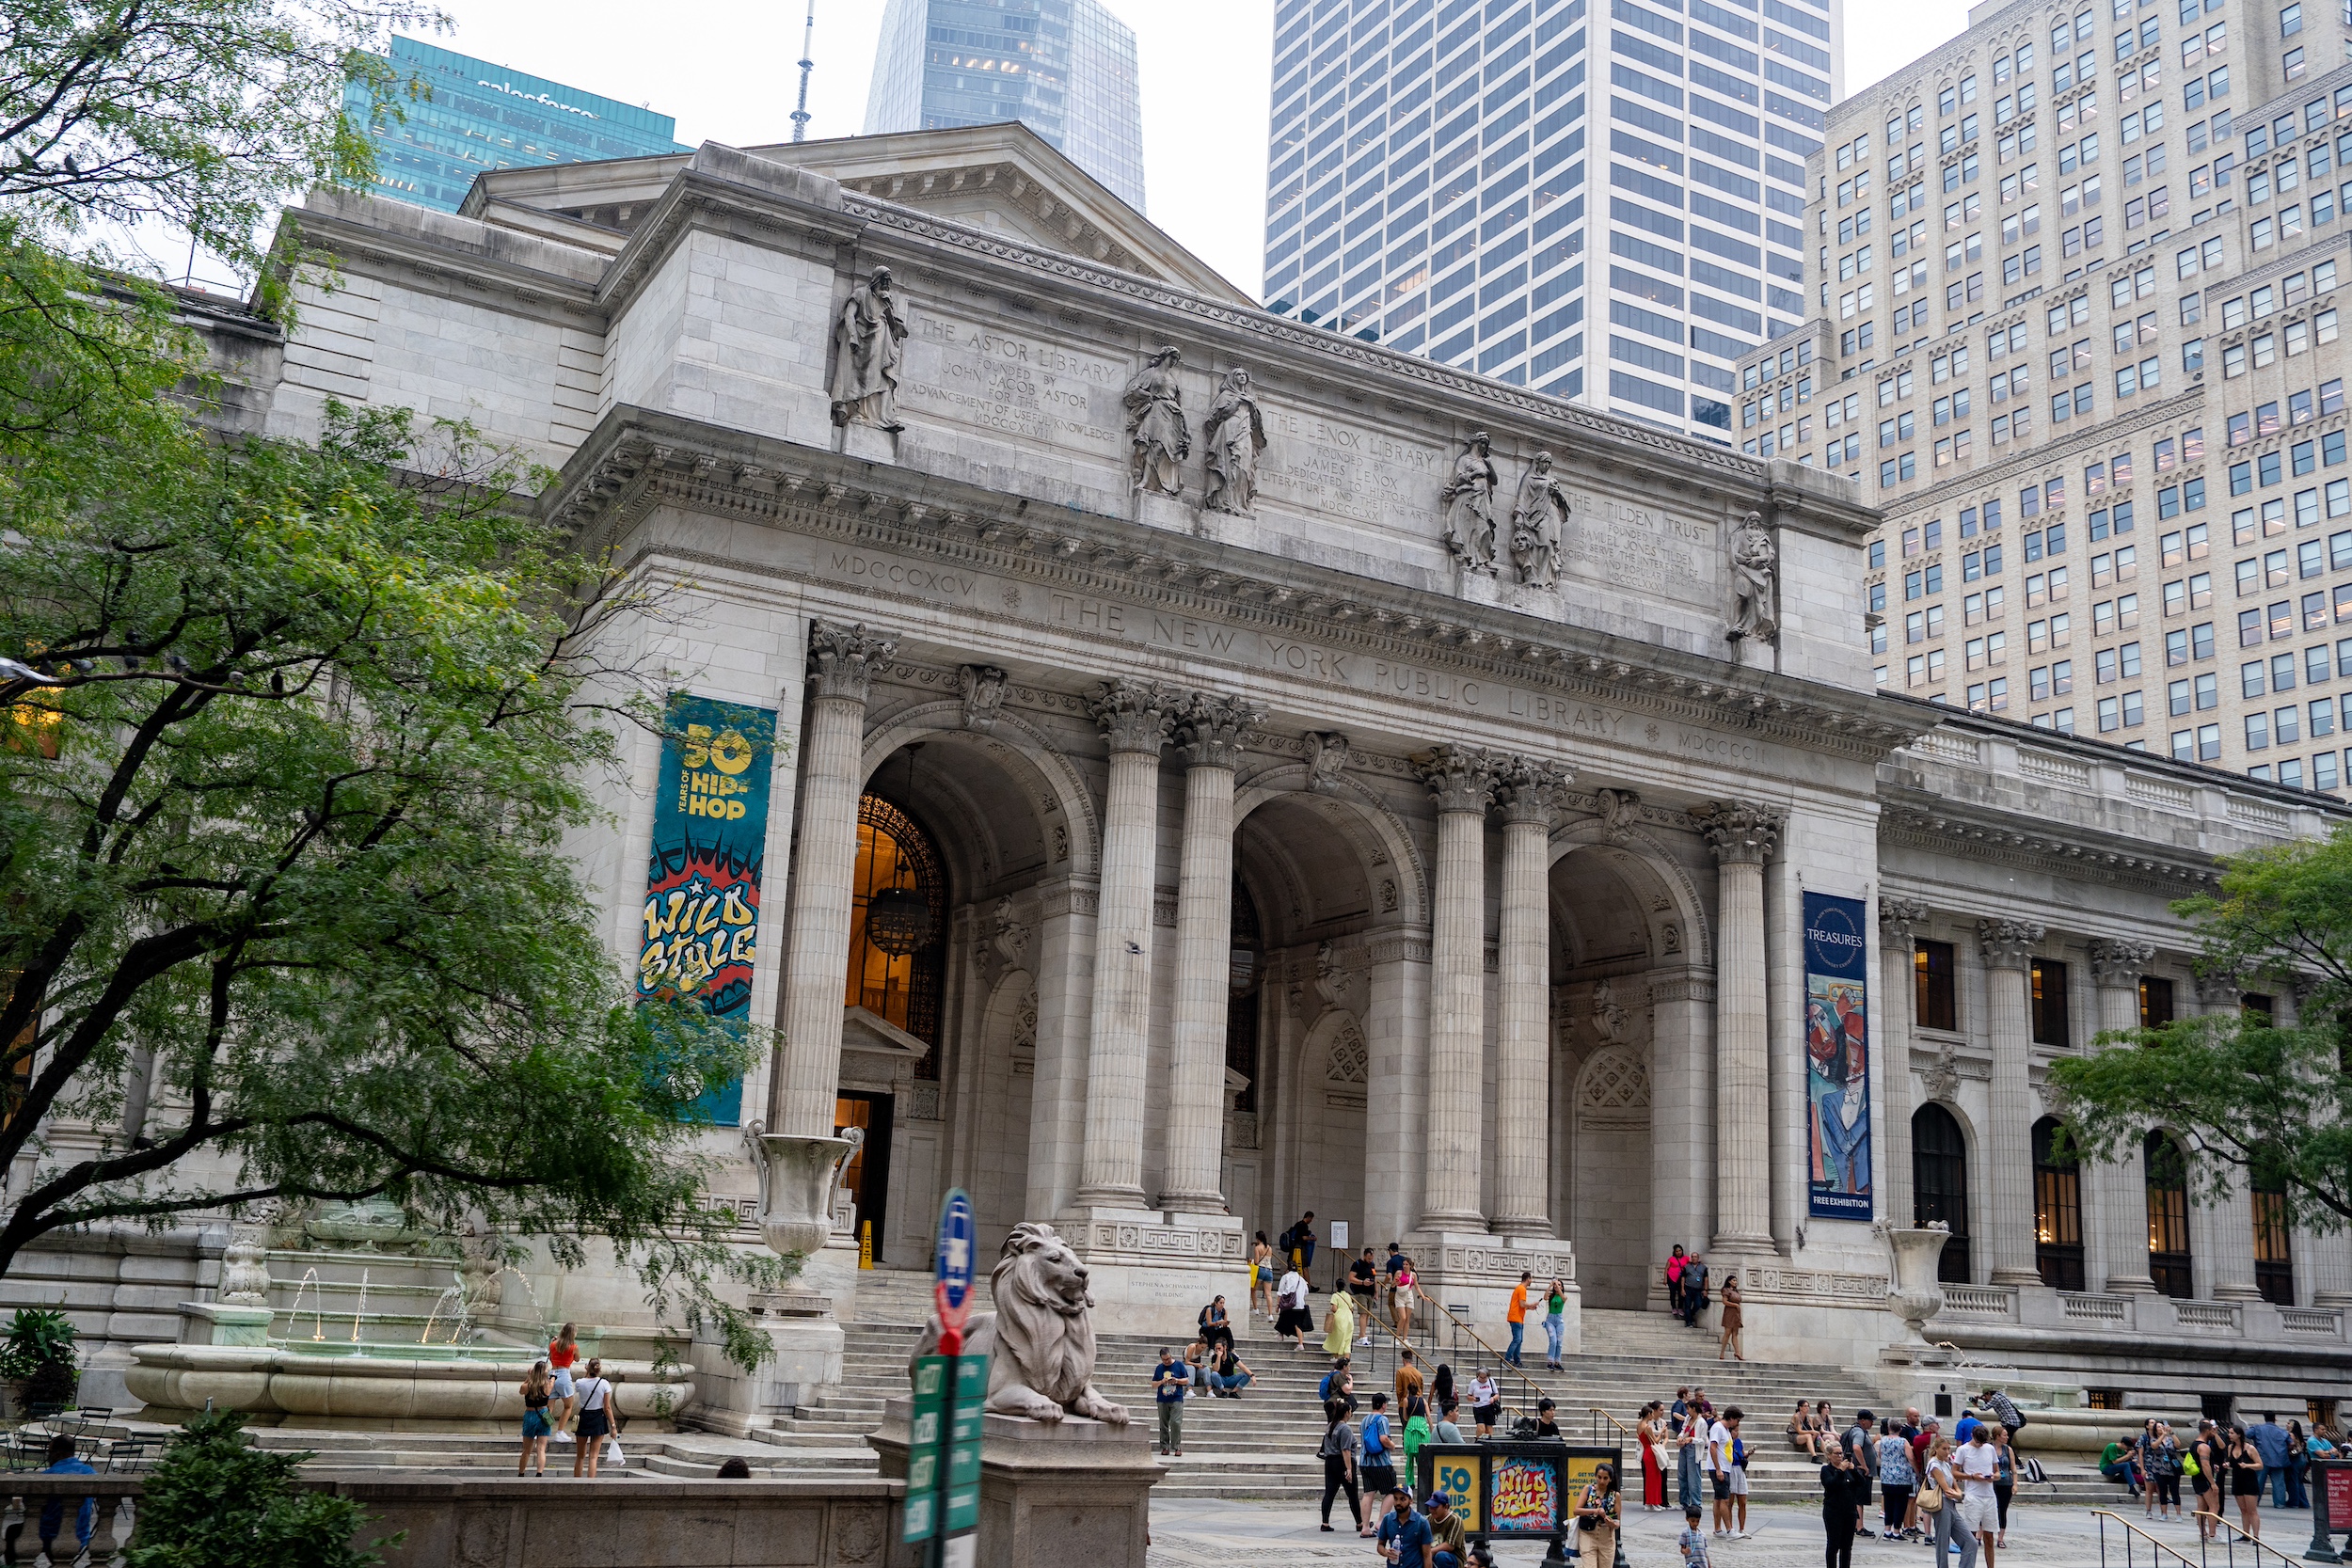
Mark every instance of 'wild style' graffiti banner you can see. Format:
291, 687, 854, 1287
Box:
1804, 890, 1871, 1221
639, 694, 777, 1125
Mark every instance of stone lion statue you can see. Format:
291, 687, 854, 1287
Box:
910, 1221, 1129, 1425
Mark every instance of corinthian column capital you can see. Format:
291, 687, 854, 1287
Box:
1977, 917, 2047, 971
1692, 800, 1785, 864
1415, 744, 1504, 815
1496, 756, 1574, 826
1087, 678, 1182, 755
2087, 937, 2157, 990
806, 619, 898, 703
1174, 691, 1263, 770
1879, 895, 1932, 946
2194, 968, 2245, 1009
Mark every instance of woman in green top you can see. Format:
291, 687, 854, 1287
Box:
1402, 1393, 1434, 1491
1543, 1276, 1568, 1370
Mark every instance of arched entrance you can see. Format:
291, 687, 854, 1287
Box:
1913, 1103, 1971, 1283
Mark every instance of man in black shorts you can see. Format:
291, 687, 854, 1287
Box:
1348, 1247, 1378, 1343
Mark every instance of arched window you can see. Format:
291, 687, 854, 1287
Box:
1914, 1103, 1972, 1284
2253, 1167, 2294, 1306
2032, 1117, 2085, 1291
1226, 879, 1263, 1113
2145, 1130, 2193, 1299
845, 794, 946, 1067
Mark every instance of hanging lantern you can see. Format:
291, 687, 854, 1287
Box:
866, 884, 934, 957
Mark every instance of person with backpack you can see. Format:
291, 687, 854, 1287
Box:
1275, 1262, 1314, 1349
1317, 1396, 1361, 1533
1359, 1393, 1399, 1538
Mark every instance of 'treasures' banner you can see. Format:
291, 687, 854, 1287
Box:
639, 693, 777, 1126
1804, 890, 1871, 1222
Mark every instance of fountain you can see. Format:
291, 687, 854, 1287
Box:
417, 1285, 469, 1347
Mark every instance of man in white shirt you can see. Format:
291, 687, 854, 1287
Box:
1276, 1266, 1311, 1349
1957, 1425, 2002, 1565
1709, 1408, 1745, 1537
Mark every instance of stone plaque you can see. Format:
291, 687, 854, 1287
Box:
1561, 486, 1717, 609
1255, 407, 1447, 530
902, 315, 1126, 458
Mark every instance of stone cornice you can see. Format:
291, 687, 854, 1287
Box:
1877, 784, 2227, 894
596, 166, 865, 323
281, 205, 607, 333
547, 407, 1930, 766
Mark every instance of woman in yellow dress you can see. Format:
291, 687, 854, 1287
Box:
1322, 1288, 1356, 1357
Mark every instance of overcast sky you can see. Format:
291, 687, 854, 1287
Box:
151, 0, 1975, 299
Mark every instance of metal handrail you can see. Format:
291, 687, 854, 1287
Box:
1590, 1406, 1637, 1442
1407, 1288, 1560, 1417
2190, 1510, 2301, 1566
2093, 1510, 2205, 1568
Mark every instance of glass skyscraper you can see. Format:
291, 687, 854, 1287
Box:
866, 0, 1147, 212
1261, 0, 1837, 442
343, 37, 689, 214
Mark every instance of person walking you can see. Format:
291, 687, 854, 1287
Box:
1716, 1273, 1745, 1361
1990, 1421, 2017, 1550
1317, 1396, 1361, 1533
1360, 1393, 1399, 1538
1877, 1418, 1918, 1540
1403, 1392, 1435, 1493
1681, 1253, 1710, 1329
1924, 1436, 1977, 1568
1820, 1433, 1863, 1568
1641, 1400, 1671, 1510
1666, 1243, 1688, 1317
1319, 1354, 1357, 1414
1250, 1231, 1278, 1322
1324, 1288, 1357, 1357
1391, 1254, 1419, 1338
1152, 1347, 1188, 1457
1543, 1276, 1567, 1370
1576, 1461, 1623, 1568
517, 1359, 555, 1476
1383, 1241, 1407, 1323
1282, 1211, 1318, 1275
1431, 1360, 1458, 1429
1504, 1271, 1532, 1368
1957, 1422, 2000, 1568
1276, 1262, 1315, 1349
1394, 1347, 1425, 1413
2252, 1411, 2293, 1509
2229, 1424, 2266, 1540
1468, 1366, 1502, 1439
1349, 1248, 1379, 1342
569, 1358, 615, 1479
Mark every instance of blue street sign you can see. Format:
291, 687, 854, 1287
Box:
935, 1187, 977, 1311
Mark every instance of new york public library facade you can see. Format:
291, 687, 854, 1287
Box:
90, 121, 2352, 1415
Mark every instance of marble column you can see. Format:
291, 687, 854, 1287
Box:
776, 620, 897, 1137
1075, 679, 1179, 1210
1417, 746, 1502, 1230
1364, 929, 1434, 1245
2194, 972, 2265, 1301
1692, 801, 1783, 1251
1878, 897, 1931, 1227
1023, 878, 1099, 1222
1493, 758, 1571, 1236
1978, 918, 2044, 1286
1159, 692, 1259, 1212
2086, 939, 2157, 1294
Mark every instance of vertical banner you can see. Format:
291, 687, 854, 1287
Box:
1804, 891, 1872, 1221
638, 693, 777, 1126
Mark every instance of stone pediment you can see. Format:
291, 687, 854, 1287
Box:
841, 1006, 930, 1065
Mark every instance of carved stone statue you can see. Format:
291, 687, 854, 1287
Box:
1200, 367, 1267, 515
1727, 511, 1781, 641
829, 266, 910, 431
1439, 432, 1499, 573
910, 1222, 1129, 1425
1303, 731, 1350, 793
1510, 450, 1568, 589
958, 664, 1008, 732
1591, 979, 1629, 1043
1594, 787, 1642, 842
218, 1199, 283, 1307
1122, 345, 1189, 496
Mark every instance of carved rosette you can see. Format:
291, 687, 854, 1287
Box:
1879, 895, 1932, 947
1174, 691, 1262, 771
958, 664, 1009, 732
2086, 937, 2156, 990
1691, 800, 1786, 864
1087, 677, 1181, 755
807, 619, 898, 704
1976, 916, 2046, 971
1496, 756, 1573, 826
1414, 744, 1503, 816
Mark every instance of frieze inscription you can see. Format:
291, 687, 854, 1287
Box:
1562, 487, 1714, 606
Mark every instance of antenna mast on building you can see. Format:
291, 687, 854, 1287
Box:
790, 0, 816, 142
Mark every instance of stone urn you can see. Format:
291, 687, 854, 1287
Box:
1876, 1220, 1951, 1351
750, 1127, 861, 1260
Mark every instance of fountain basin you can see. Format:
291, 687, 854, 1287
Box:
125, 1343, 695, 1432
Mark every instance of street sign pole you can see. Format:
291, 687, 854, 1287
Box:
916, 1188, 983, 1568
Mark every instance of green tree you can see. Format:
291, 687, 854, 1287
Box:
2050, 826, 2352, 1229
124, 1410, 381, 1568
0, 397, 780, 1364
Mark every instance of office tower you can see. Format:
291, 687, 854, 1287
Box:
865, 0, 1148, 211
1756, 0, 2352, 793
1260, 0, 1838, 442
342, 37, 688, 214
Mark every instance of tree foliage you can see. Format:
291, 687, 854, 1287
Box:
124, 1410, 381, 1568
2051, 825, 2352, 1231
2, 0, 438, 273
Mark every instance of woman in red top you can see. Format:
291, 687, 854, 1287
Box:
548, 1323, 580, 1439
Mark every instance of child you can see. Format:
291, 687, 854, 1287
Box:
1678, 1502, 1712, 1566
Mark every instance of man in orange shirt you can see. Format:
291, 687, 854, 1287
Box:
1505, 1270, 1532, 1368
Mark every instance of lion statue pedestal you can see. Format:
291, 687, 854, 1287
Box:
866, 1223, 1162, 1567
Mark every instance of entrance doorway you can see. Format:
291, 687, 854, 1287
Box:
835, 1092, 895, 1254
